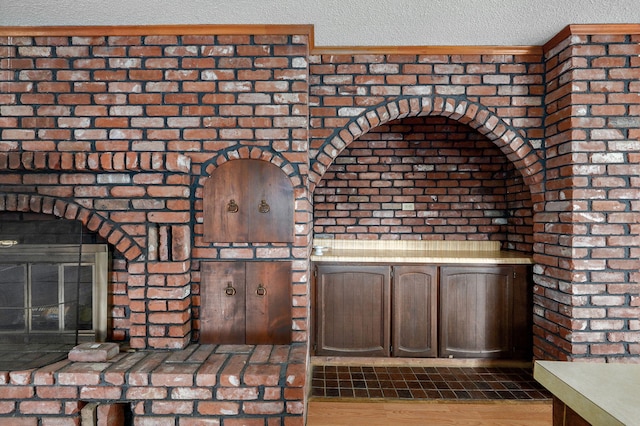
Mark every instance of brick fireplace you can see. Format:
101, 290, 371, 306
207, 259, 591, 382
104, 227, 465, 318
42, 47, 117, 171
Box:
0, 23, 639, 423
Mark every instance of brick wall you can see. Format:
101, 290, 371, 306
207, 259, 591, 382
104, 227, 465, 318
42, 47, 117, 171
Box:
0, 32, 311, 351
537, 32, 640, 360
307, 51, 546, 171
307, 38, 639, 362
0, 22, 639, 423
306, 51, 546, 260
313, 115, 534, 252
0, 30, 310, 423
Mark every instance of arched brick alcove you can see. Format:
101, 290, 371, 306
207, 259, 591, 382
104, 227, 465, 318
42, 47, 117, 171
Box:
310, 96, 544, 194
309, 94, 547, 358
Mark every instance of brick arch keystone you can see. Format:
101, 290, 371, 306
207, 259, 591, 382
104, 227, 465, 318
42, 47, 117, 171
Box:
309, 95, 544, 194
0, 193, 143, 261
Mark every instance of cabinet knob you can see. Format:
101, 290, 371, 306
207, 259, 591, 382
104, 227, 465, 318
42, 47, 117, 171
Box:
256, 284, 267, 296
225, 282, 236, 296
258, 199, 270, 213
227, 199, 239, 213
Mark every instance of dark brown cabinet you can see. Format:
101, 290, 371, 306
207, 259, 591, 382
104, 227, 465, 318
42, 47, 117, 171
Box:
203, 159, 294, 243
313, 262, 531, 359
314, 264, 438, 357
200, 261, 291, 345
392, 265, 438, 357
315, 264, 390, 357
440, 265, 513, 358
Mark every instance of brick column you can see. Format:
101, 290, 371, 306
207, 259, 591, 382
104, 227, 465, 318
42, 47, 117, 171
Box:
540, 32, 640, 360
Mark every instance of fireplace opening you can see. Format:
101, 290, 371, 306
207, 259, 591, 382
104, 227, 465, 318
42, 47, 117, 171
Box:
0, 244, 108, 345
0, 216, 110, 370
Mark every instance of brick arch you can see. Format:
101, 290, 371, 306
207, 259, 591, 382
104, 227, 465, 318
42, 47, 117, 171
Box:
0, 193, 143, 261
309, 95, 544, 194
195, 146, 302, 190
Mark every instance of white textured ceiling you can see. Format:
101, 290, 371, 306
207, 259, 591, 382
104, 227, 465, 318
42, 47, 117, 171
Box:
1, 0, 639, 46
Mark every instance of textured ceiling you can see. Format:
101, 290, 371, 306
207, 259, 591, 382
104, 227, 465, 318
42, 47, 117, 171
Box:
1, 0, 639, 46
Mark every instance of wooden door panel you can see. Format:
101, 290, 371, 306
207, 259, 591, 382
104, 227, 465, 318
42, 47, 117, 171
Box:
200, 261, 246, 344
248, 161, 294, 243
203, 161, 251, 243
480, 270, 511, 353
441, 271, 476, 355
246, 262, 292, 344
393, 265, 438, 357
316, 265, 390, 357
440, 265, 513, 358
203, 159, 293, 243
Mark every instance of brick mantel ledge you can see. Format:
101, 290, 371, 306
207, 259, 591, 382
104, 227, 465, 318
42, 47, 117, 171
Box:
0, 343, 306, 424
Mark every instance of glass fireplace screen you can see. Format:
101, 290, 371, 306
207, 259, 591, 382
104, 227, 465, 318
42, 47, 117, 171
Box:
0, 245, 108, 345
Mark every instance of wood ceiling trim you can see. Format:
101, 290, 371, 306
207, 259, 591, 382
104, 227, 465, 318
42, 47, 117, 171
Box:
544, 23, 640, 52
0, 24, 541, 56
0, 24, 314, 38
1, 23, 639, 56
311, 45, 543, 56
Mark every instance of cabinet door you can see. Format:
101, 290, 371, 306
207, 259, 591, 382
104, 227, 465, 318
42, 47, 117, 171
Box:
200, 261, 246, 344
247, 161, 294, 243
392, 265, 438, 357
245, 262, 292, 345
203, 162, 251, 243
315, 264, 390, 357
439, 265, 513, 358
203, 159, 293, 243
199, 261, 292, 345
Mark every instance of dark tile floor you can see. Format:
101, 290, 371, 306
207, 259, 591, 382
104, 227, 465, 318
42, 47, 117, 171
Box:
311, 365, 551, 401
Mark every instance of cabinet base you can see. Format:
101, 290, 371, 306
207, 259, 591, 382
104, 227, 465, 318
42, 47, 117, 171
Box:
310, 356, 533, 368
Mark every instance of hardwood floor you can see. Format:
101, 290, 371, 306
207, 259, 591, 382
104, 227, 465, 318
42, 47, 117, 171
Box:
306, 400, 553, 426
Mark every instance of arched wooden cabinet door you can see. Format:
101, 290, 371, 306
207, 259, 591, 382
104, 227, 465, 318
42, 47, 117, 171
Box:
203, 159, 294, 243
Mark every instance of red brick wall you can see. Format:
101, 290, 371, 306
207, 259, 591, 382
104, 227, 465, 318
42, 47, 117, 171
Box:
1, 25, 640, 423
306, 40, 639, 362
504, 157, 534, 253
313, 115, 534, 252
538, 33, 640, 360
0, 30, 310, 423
307, 52, 546, 260
308, 52, 546, 167
0, 33, 311, 351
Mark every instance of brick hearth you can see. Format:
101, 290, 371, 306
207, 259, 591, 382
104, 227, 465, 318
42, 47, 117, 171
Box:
0, 344, 306, 425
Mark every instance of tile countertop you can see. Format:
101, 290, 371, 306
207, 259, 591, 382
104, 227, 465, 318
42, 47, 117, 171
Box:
534, 360, 640, 426
310, 239, 533, 264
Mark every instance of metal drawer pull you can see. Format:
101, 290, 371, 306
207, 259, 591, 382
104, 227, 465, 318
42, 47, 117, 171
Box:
258, 199, 270, 213
256, 284, 267, 296
225, 282, 236, 296
227, 199, 239, 213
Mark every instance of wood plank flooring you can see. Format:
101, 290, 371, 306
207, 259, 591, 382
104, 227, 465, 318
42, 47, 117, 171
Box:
307, 399, 553, 426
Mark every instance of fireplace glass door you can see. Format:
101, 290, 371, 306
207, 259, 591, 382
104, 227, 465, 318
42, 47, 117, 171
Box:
0, 245, 108, 345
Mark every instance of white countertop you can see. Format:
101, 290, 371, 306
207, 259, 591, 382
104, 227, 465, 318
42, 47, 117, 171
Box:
534, 360, 640, 426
